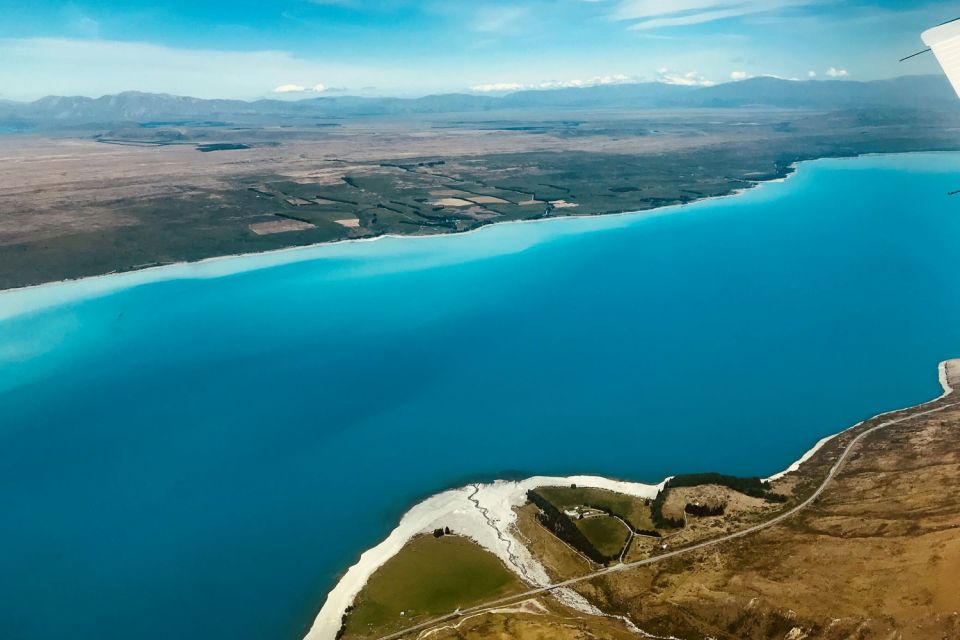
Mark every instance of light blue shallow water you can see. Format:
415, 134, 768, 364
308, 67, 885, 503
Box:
1, 153, 960, 640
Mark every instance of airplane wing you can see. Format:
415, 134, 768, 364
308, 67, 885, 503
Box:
923, 19, 960, 98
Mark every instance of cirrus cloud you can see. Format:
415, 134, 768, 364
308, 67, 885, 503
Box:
611, 0, 816, 31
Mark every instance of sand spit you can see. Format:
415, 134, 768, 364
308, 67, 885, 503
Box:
303, 475, 664, 640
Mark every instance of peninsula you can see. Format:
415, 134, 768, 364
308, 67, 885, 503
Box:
314, 360, 960, 640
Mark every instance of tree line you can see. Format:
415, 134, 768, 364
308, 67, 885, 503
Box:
650, 472, 789, 529
665, 473, 787, 502
527, 490, 620, 564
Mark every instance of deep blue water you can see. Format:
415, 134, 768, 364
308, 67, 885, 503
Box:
2, 153, 960, 640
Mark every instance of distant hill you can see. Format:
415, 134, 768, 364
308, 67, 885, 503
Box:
1, 76, 955, 130
687, 75, 957, 109
499, 75, 958, 110
500, 82, 697, 109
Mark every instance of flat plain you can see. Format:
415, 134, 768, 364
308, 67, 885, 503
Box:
4, 106, 960, 289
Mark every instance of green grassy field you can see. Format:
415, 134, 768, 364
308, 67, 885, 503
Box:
343, 534, 524, 639
574, 516, 631, 558
535, 486, 656, 532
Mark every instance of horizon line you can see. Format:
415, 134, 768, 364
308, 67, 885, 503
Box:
4, 74, 943, 105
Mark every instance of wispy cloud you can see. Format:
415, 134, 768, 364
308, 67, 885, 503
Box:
472, 6, 529, 34
825, 66, 849, 78
611, 0, 816, 30
63, 4, 100, 38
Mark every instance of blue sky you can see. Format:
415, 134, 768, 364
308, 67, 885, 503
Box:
0, 0, 954, 100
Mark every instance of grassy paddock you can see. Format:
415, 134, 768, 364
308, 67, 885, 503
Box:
343, 534, 523, 638
535, 486, 656, 531
574, 516, 631, 558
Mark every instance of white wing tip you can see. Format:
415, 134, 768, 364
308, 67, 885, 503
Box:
923, 19, 960, 46
922, 19, 960, 99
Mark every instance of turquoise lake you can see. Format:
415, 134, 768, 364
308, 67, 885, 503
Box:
1, 153, 960, 639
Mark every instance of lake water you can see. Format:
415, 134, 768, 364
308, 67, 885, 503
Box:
2, 153, 960, 640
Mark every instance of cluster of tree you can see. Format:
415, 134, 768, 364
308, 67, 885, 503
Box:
527, 490, 619, 565
666, 473, 787, 502
650, 489, 685, 529
651, 471, 793, 528
335, 605, 355, 639
684, 501, 726, 517
432, 526, 452, 538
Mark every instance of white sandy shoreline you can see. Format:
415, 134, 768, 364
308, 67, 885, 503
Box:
6, 150, 958, 325
304, 360, 956, 640
4, 150, 959, 322
0, 165, 786, 299
766, 360, 956, 483
0, 186, 776, 323
3, 151, 867, 323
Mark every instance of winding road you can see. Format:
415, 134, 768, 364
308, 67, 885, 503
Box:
374, 393, 958, 640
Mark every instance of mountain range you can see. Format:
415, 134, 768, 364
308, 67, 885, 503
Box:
1, 75, 956, 130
